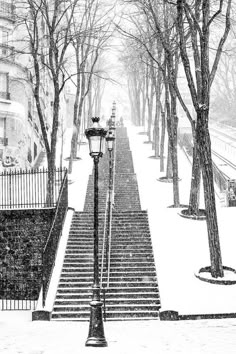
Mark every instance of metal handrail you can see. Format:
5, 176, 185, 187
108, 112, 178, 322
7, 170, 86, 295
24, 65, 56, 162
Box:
100, 191, 109, 285
42, 169, 68, 307
179, 134, 229, 193
106, 140, 116, 288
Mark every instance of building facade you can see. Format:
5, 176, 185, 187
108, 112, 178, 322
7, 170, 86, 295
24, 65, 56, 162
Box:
0, 0, 44, 169
0, 1, 74, 170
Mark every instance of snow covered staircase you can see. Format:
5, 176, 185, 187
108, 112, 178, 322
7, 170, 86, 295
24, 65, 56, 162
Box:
51, 212, 104, 320
51, 126, 160, 321
102, 210, 160, 320
101, 127, 160, 319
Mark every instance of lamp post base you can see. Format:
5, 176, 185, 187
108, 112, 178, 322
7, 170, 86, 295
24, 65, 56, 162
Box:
85, 337, 107, 347
85, 299, 107, 347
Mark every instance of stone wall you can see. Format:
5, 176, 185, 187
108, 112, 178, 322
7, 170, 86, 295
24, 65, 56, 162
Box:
0, 209, 54, 300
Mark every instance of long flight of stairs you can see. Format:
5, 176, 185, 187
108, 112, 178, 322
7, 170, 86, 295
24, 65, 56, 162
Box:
51, 126, 161, 321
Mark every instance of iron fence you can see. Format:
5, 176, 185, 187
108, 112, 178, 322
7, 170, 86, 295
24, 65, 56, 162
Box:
212, 162, 228, 193
0, 167, 66, 209
0, 167, 68, 310
179, 133, 229, 194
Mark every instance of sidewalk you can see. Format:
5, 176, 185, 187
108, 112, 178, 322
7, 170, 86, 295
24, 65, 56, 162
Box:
2, 316, 236, 354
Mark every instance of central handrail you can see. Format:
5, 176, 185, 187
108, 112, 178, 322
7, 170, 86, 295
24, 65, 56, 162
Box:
106, 143, 116, 288
100, 191, 109, 286
100, 130, 117, 320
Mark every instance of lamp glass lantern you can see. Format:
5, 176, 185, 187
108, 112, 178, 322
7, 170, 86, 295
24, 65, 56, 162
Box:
106, 130, 115, 151
85, 117, 107, 157
111, 101, 116, 116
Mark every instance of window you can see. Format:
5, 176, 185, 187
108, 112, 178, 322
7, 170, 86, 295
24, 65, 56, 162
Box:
0, 30, 8, 44
0, 72, 9, 99
0, 1, 11, 15
0, 29, 8, 55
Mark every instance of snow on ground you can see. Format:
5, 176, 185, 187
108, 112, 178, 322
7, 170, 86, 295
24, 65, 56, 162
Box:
1, 123, 236, 353
63, 125, 236, 314
127, 123, 236, 316
50, 122, 236, 315
1, 315, 236, 353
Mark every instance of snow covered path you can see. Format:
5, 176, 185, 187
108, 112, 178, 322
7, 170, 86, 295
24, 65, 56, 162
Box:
1, 316, 236, 353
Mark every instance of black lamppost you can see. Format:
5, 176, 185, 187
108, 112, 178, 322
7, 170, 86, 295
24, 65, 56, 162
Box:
85, 117, 108, 347
105, 130, 115, 269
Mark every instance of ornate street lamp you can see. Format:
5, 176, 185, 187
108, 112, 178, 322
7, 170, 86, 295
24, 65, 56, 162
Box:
85, 117, 108, 347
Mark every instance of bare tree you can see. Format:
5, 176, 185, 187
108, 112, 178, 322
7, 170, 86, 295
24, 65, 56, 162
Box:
16, 0, 80, 201
68, 0, 114, 173
176, 0, 232, 278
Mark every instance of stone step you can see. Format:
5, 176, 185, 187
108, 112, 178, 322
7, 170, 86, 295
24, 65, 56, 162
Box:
57, 286, 159, 294
63, 258, 93, 263
108, 261, 155, 266
63, 262, 93, 266
53, 304, 160, 313
56, 292, 159, 300
51, 309, 159, 320
61, 269, 156, 276
105, 310, 159, 319
62, 264, 154, 271
60, 275, 157, 282
64, 250, 153, 256
54, 298, 160, 307
61, 271, 93, 277
58, 282, 158, 288
51, 312, 90, 320
108, 255, 154, 260
64, 254, 94, 259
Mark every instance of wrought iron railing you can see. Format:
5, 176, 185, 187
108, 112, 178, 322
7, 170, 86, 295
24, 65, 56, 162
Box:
179, 133, 229, 195
212, 162, 228, 193
0, 167, 66, 209
42, 170, 68, 307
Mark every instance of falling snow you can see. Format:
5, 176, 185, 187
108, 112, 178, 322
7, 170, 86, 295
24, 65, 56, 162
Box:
1, 122, 236, 353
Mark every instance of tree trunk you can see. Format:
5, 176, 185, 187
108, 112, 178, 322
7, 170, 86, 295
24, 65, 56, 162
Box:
196, 111, 223, 278
188, 138, 201, 215
171, 114, 180, 207
147, 79, 154, 142
166, 139, 173, 178
160, 110, 166, 172
153, 98, 161, 157
165, 74, 180, 206
46, 153, 56, 206
141, 84, 146, 128
68, 122, 80, 174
